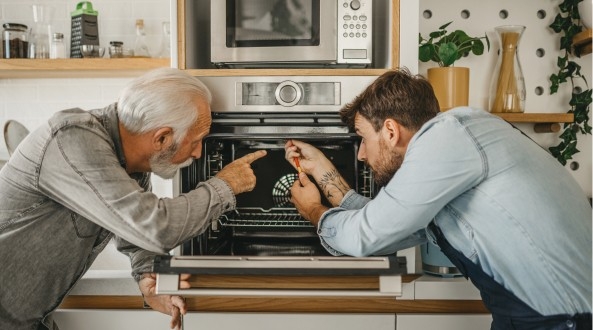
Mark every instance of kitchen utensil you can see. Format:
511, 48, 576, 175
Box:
81, 44, 104, 58
3, 120, 29, 156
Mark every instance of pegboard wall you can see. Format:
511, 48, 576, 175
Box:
419, 0, 592, 196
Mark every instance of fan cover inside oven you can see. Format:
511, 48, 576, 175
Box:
272, 173, 299, 207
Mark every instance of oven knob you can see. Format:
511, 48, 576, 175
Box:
275, 80, 302, 107
350, 0, 361, 10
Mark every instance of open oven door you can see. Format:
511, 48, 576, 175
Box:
154, 255, 405, 298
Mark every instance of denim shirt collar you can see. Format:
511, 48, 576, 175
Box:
89, 103, 127, 169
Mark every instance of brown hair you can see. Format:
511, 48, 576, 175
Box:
340, 68, 439, 132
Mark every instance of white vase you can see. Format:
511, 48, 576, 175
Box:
579, 0, 592, 29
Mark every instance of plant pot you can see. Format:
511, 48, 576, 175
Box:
427, 67, 470, 111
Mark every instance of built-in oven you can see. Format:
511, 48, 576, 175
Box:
155, 76, 405, 298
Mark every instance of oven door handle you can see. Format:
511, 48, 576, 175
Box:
155, 273, 402, 297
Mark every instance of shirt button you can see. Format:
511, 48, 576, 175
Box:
566, 320, 574, 328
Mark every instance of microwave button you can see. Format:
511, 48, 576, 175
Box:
343, 15, 351, 21
349, 24, 354, 29
356, 24, 361, 29
350, 0, 361, 10
353, 16, 358, 21
349, 32, 355, 37
343, 2, 349, 8
360, 15, 368, 21
343, 24, 348, 29
343, 32, 348, 38
363, 24, 367, 29
356, 32, 361, 38
362, 32, 367, 38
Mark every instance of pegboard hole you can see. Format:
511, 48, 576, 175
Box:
537, 10, 547, 19
460, 10, 470, 19
535, 86, 544, 96
573, 86, 583, 94
423, 10, 433, 19
536, 48, 545, 57
569, 161, 580, 171
499, 10, 509, 19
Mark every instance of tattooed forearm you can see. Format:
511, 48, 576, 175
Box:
318, 169, 351, 206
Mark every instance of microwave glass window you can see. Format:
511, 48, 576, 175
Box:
227, 0, 320, 47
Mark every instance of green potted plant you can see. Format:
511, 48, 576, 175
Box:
548, 0, 592, 166
419, 21, 490, 111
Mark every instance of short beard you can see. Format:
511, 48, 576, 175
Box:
149, 143, 193, 180
370, 138, 403, 188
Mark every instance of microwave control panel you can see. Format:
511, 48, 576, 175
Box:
337, 0, 373, 64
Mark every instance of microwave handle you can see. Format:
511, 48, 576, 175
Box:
156, 273, 402, 298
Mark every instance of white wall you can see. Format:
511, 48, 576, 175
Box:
419, 0, 592, 197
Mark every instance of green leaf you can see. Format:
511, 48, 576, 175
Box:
418, 44, 434, 62
438, 42, 459, 67
438, 21, 453, 30
471, 40, 485, 55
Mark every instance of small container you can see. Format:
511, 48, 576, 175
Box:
109, 41, 124, 58
2, 23, 29, 58
50, 32, 66, 59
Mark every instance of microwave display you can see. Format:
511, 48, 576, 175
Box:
228, 0, 320, 47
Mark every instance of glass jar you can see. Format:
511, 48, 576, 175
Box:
50, 32, 66, 59
2, 23, 29, 58
109, 41, 124, 58
489, 25, 526, 113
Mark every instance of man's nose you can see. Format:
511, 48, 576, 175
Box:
191, 144, 203, 159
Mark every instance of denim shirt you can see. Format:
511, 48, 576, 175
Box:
317, 107, 592, 316
0, 104, 236, 329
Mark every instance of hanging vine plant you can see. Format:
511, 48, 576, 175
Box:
548, 0, 592, 166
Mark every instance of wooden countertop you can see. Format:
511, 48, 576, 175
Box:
60, 274, 489, 314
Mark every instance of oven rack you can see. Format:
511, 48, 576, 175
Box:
219, 208, 314, 228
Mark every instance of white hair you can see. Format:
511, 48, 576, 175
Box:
117, 68, 212, 145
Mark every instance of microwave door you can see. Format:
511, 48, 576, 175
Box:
211, 0, 337, 64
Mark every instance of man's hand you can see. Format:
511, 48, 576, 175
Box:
291, 172, 329, 226
138, 273, 191, 330
285, 140, 350, 207
216, 150, 267, 194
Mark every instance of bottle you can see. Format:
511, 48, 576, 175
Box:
50, 32, 66, 59
156, 21, 171, 58
133, 19, 151, 57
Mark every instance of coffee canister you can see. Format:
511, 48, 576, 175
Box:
2, 23, 29, 58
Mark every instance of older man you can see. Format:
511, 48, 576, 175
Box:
0, 68, 266, 330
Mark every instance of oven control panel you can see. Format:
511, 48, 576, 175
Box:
238, 80, 340, 108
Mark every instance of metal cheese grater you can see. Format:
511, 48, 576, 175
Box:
70, 1, 99, 58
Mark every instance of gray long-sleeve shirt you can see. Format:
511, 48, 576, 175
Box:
0, 104, 235, 329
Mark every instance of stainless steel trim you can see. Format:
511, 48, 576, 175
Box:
156, 274, 402, 297
169, 256, 392, 269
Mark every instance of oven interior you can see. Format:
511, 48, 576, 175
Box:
180, 134, 376, 257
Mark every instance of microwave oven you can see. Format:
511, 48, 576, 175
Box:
210, 0, 373, 67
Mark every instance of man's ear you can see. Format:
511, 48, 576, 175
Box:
152, 127, 173, 151
382, 119, 400, 147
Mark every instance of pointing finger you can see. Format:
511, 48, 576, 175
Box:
239, 150, 267, 164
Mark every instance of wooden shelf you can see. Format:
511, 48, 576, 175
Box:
573, 28, 592, 56
0, 58, 170, 78
492, 112, 574, 123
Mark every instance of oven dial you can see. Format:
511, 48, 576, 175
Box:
275, 80, 302, 107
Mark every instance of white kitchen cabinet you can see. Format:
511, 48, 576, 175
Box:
396, 314, 492, 330
182, 313, 396, 330
53, 310, 172, 329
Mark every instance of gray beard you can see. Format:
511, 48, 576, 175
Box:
150, 145, 194, 180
